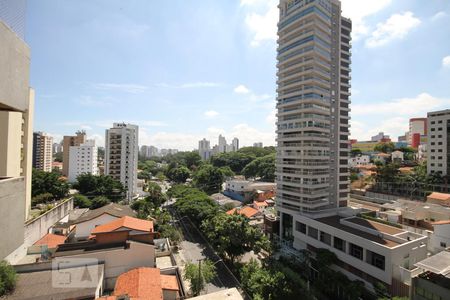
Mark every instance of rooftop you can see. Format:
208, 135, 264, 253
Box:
415, 250, 450, 277
190, 288, 243, 300
226, 206, 260, 219
427, 192, 450, 202
91, 216, 153, 234
74, 203, 135, 224
33, 233, 67, 249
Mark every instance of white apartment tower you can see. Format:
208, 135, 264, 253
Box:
68, 139, 99, 182
231, 137, 239, 152
32, 132, 53, 172
276, 0, 351, 222
218, 134, 227, 153
198, 138, 212, 160
427, 109, 450, 176
105, 123, 139, 202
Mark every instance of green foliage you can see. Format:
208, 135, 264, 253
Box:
350, 148, 362, 157
73, 174, 125, 201
90, 196, 110, 209
171, 186, 219, 225
315, 248, 338, 269
167, 166, 191, 183
210, 152, 254, 174
218, 166, 235, 178
73, 194, 92, 208
31, 192, 54, 206
238, 146, 276, 158
0, 261, 17, 296
193, 164, 225, 195
201, 213, 269, 263
184, 260, 217, 296
242, 153, 275, 181
32, 169, 69, 200
375, 162, 400, 183
374, 142, 395, 154
53, 151, 63, 162
159, 224, 181, 245
163, 151, 202, 170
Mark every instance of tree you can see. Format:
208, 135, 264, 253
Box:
210, 152, 255, 174
350, 148, 362, 157
242, 153, 275, 181
73, 174, 125, 201
54, 152, 63, 162
32, 169, 69, 200
90, 196, 110, 209
193, 164, 225, 195
374, 142, 395, 154
218, 166, 235, 178
184, 260, 217, 296
375, 162, 400, 183
159, 224, 181, 245
31, 192, 54, 206
238, 146, 276, 158
167, 166, 191, 183
201, 213, 269, 263
73, 194, 92, 208
0, 261, 17, 296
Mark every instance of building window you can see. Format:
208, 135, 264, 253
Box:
366, 250, 385, 270
333, 236, 346, 252
349, 243, 363, 260
440, 242, 447, 248
308, 227, 318, 239
319, 231, 332, 245
296, 221, 307, 234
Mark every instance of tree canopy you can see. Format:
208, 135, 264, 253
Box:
167, 166, 191, 183
73, 174, 125, 201
184, 260, 217, 296
193, 164, 225, 195
242, 153, 275, 181
374, 142, 395, 154
0, 261, 17, 296
32, 169, 69, 201
210, 152, 254, 174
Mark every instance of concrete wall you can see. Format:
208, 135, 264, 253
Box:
75, 214, 119, 239
0, 177, 26, 261
0, 20, 30, 112
0, 111, 22, 176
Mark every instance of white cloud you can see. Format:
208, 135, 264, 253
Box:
204, 110, 219, 118
80, 125, 93, 130
156, 82, 222, 89
340, 0, 392, 40
266, 109, 277, 125
234, 84, 250, 94
242, 0, 278, 47
350, 117, 409, 141
77, 95, 115, 107
431, 11, 448, 22
365, 12, 421, 48
92, 83, 148, 93
442, 56, 450, 68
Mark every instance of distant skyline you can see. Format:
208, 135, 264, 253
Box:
27, 0, 450, 150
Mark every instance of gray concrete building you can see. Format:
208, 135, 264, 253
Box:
427, 109, 450, 176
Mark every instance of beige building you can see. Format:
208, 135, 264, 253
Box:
0, 11, 34, 261
62, 130, 87, 177
32, 131, 53, 172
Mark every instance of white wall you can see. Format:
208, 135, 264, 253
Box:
75, 214, 120, 239
429, 224, 450, 254
68, 141, 98, 182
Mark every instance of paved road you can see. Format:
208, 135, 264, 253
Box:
171, 208, 246, 297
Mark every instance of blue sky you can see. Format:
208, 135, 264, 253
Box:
27, 0, 450, 150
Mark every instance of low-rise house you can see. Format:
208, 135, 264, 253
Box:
427, 192, 450, 207
224, 179, 276, 202
429, 221, 450, 253
73, 203, 136, 239
412, 250, 450, 300
190, 288, 243, 300
226, 206, 260, 219
349, 155, 370, 167
373, 152, 391, 164
253, 200, 268, 211
391, 150, 404, 164
97, 267, 180, 300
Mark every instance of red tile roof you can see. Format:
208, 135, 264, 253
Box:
91, 216, 153, 234
111, 268, 178, 300
226, 206, 260, 218
253, 201, 268, 207
431, 220, 450, 225
428, 192, 450, 201
34, 233, 67, 249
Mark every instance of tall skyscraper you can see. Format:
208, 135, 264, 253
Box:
276, 0, 351, 223
231, 137, 239, 152
427, 109, 450, 176
218, 134, 227, 153
68, 139, 99, 182
62, 130, 86, 176
0, 1, 34, 262
198, 138, 211, 160
105, 123, 139, 202
32, 132, 53, 172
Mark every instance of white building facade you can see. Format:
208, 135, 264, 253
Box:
68, 139, 98, 182
198, 138, 212, 160
105, 123, 139, 202
427, 109, 450, 176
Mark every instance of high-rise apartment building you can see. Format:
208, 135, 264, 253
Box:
0, 2, 34, 262
276, 0, 351, 220
105, 123, 139, 202
253, 142, 263, 148
427, 109, 450, 176
218, 134, 227, 153
198, 138, 212, 160
62, 130, 86, 176
68, 139, 99, 182
32, 132, 53, 172
275, 1, 428, 296
231, 137, 239, 152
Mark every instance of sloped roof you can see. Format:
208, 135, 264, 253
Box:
428, 192, 450, 201
91, 216, 153, 234
253, 201, 268, 207
226, 206, 260, 218
33, 233, 67, 248
74, 203, 135, 224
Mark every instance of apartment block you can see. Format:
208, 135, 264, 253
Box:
198, 138, 212, 160
62, 130, 86, 176
68, 139, 99, 182
427, 109, 450, 176
0, 5, 33, 261
32, 131, 53, 172
105, 123, 139, 202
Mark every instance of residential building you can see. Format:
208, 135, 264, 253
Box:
140, 145, 159, 158
427, 109, 450, 176
105, 123, 139, 201
224, 179, 276, 202
218, 134, 227, 153
427, 192, 450, 207
253, 142, 263, 148
198, 138, 212, 160
417, 144, 427, 161
371, 132, 391, 142
349, 155, 370, 167
32, 131, 53, 172
408, 117, 427, 146
190, 288, 243, 300
232, 137, 239, 151
0, 4, 34, 261
73, 203, 136, 239
97, 267, 180, 300
412, 250, 450, 300
391, 150, 404, 164
160, 148, 178, 156
68, 139, 98, 182
62, 130, 86, 176
52, 141, 62, 154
